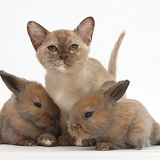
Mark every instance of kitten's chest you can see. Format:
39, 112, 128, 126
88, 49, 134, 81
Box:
45, 72, 89, 115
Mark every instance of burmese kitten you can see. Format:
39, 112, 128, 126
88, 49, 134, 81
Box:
27, 17, 125, 146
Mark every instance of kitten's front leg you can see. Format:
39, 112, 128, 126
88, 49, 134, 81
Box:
58, 117, 75, 146
96, 142, 120, 151
58, 131, 75, 146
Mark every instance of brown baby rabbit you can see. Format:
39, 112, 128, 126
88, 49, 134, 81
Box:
0, 70, 60, 146
69, 80, 160, 150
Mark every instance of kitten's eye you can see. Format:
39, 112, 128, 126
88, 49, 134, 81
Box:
48, 45, 58, 52
34, 102, 41, 108
69, 44, 78, 50
84, 112, 93, 119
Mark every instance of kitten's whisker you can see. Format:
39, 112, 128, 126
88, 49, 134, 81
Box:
43, 58, 54, 61
44, 63, 54, 70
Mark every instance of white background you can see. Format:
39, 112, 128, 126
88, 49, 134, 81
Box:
0, 0, 160, 159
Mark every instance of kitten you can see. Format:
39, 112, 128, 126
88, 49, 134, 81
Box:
27, 17, 125, 146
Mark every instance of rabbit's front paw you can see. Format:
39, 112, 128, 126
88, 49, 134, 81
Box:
37, 133, 57, 147
18, 139, 37, 146
96, 142, 119, 151
0, 137, 3, 144
81, 138, 96, 147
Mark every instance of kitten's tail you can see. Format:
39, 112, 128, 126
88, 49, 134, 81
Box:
108, 31, 126, 80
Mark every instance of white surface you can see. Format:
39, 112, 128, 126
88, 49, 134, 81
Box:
1, 145, 160, 160
0, 0, 160, 159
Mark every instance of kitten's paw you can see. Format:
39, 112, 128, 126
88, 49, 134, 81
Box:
58, 134, 75, 146
96, 142, 119, 151
37, 133, 57, 147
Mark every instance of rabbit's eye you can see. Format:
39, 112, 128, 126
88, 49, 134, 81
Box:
84, 112, 93, 119
34, 102, 41, 108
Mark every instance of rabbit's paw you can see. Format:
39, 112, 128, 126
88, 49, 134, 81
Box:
96, 142, 119, 151
0, 137, 3, 144
81, 138, 96, 147
37, 133, 57, 147
18, 139, 37, 146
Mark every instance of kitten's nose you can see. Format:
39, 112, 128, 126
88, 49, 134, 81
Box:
60, 51, 68, 61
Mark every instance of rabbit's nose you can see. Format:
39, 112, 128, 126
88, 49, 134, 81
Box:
73, 123, 81, 129
43, 112, 49, 117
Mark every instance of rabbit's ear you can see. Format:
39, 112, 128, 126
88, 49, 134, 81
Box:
0, 70, 26, 94
74, 17, 95, 46
104, 80, 130, 102
100, 81, 116, 92
27, 21, 50, 51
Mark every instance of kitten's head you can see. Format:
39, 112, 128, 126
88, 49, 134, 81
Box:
27, 17, 95, 73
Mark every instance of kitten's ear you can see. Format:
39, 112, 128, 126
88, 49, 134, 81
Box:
0, 70, 26, 95
104, 80, 130, 102
74, 17, 95, 46
27, 21, 50, 51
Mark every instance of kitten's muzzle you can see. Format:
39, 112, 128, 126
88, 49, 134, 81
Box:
59, 51, 68, 61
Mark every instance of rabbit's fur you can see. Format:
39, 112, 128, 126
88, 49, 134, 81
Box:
0, 70, 60, 146
69, 80, 160, 150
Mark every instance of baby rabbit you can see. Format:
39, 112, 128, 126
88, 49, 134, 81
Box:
0, 70, 60, 146
69, 80, 160, 150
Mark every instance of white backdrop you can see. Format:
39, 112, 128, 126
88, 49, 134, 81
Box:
0, 0, 160, 125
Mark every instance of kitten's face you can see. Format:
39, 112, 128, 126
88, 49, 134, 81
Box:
37, 30, 89, 73
27, 17, 95, 73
